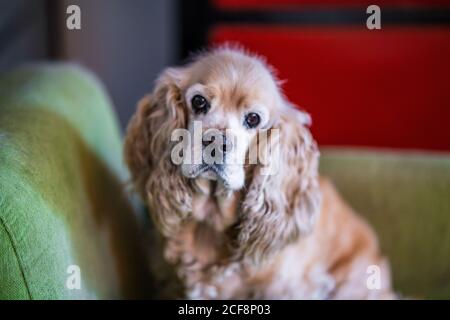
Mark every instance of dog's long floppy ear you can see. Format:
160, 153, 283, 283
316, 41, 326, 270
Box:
236, 103, 322, 265
124, 67, 193, 236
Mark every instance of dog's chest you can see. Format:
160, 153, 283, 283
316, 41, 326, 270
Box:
179, 181, 241, 268
191, 180, 240, 231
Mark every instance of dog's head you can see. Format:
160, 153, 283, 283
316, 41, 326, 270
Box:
125, 48, 321, 263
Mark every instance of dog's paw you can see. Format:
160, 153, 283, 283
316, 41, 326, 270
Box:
187, 282, 219, 300
310, 267, 336, 300
208, 262, 241, 282
186, 263, 242, 299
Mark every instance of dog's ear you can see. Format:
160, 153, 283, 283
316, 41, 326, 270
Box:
124, 67, 193, 236
235, 102, 321, 265
283, 101, 312, 127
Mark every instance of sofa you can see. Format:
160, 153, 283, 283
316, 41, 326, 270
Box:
0, 65, 449, 299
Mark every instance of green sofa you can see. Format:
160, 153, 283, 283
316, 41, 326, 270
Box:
0, 65, 449, 299
0, 65, 152, 299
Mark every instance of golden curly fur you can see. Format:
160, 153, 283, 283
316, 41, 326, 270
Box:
124, 47, 394, 299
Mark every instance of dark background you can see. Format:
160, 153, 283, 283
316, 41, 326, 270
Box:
1, 0, 449, 150
0, 0, 177, 129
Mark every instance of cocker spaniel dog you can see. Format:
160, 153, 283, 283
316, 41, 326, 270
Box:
124, 47, 394, 299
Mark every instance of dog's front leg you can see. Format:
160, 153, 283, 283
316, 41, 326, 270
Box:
162, 222, 217, 297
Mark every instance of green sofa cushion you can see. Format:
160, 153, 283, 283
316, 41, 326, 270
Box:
321, 149, 450, 299
0, 65, 151, 299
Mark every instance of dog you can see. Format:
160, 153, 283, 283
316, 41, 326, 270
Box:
124, 47, 395, 299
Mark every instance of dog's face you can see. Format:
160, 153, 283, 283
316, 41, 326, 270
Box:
179, 50, 283, 189
125, 48, 320, 261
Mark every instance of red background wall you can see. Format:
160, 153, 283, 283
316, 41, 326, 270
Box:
210, 1, 450, 150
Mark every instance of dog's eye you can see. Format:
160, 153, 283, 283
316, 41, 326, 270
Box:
191, 95, 210, 114
245, 112, 261, 128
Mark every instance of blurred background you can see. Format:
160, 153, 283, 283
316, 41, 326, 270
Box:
1, 0, 449, 150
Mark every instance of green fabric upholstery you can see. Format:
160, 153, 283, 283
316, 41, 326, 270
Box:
320, 149, 450, 299
0, 65, 151, 299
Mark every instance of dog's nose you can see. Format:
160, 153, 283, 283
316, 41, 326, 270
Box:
202, 134, 233, 153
